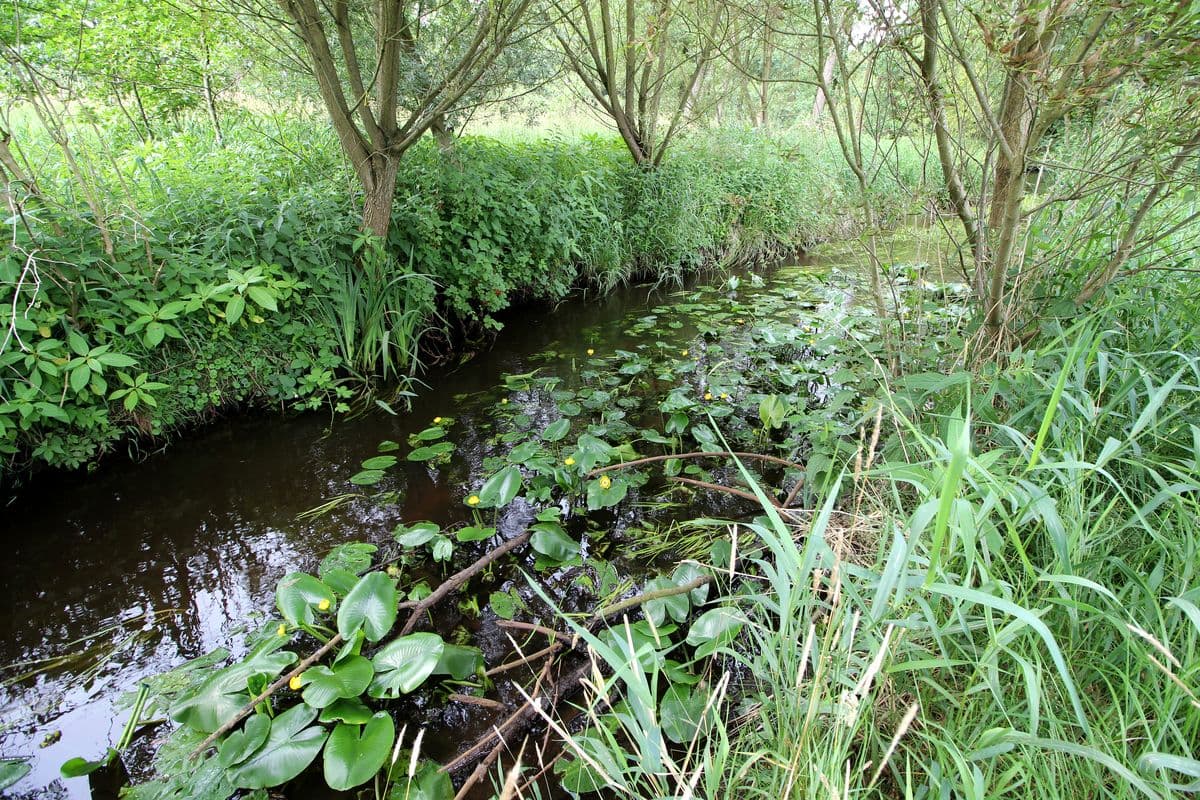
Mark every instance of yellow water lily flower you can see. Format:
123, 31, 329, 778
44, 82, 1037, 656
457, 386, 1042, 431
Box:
681, 349, 689, 357
289, 674, 304, 691
467, 495, 481, 506
599, 475, 612, 490
586, 348, 595, 356
564, 456, 576, 466
500, 398, 508, 405
277, 623, 287, 637
433, 416, 443, 424
318, 598, 331, 611
704, 392, 713, 401
720, 393, 730, 400
386, 564, 401, 578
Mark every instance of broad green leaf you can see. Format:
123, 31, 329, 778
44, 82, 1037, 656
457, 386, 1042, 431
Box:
323, 713, 395, 791
361, 455, 397, 470
643, 576, 690, 626
172, 645, 297, 733
394, 521, 440, 547
337, 572, 398, 642
369, 633, 444, 698
661, 684, 711, 744
299, 656, 374, 708
246, 285, 278, 312
686, 607, 746, 658
230, 704, 327, 789
0, 759, 31, 791
434, 644, 484, 680
542, 418, 570, 441
530, 522, 580, 563
672, 563, 710, 606
225, 294, 246, 325
388, 759, 453, 800
477, 465, 522, 508
350, 469, 385, 486
218, 714, 272, 768
319, 697, 375, 725
455, 525, 495, 542
319, 543, 376, 580
60, 749, 115, 778
586, 476, 629, 510
275, 572, 335, 627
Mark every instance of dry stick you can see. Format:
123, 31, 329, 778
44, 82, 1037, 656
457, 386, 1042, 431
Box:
669, 476, 782, 507
588, 450, 803, 476
594, 575, 713, 620
495, 619, 573, 644
449, 693, 507, 711
485, 643, 561, 677
399, 531, 532, 636
189, 632, 344, 759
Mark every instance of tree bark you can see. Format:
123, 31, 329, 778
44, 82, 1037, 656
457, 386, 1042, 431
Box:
361, 155, 400, 241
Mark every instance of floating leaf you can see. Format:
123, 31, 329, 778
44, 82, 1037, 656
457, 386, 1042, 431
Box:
319, 543, 376, 580
337, 573, 398, 642
319, 697, 374, 725
361, 455, 397, 470
60, 750, 115, 778
456, 525, 495, 542
369, 633, 444, 698
0, 759, 31, 790
672, 562, 710, 606
530, 522, 580, 563
434, 644, 484, 680
389, 759, 453, 800
230, 704, 328, 789
477, 465, 523, 508
323, 713, 395, 791
586, 477, 629, 510
395, 521, 440, 547
218, 714, 271, 768
172, 644, 297, 733
299, 656, 374, 708
542, 418, 570, 441
350, 469, 385, 486
275, 572, 335, 627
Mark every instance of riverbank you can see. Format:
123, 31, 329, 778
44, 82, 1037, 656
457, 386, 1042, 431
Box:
1, 116, 934, 484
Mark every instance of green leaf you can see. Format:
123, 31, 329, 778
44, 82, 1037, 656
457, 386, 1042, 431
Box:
146, 322, 166, 347
542, 418, 570, 441
230, 704, 328, 789
247, 285, 278, 312
60, 749, 115, 778
319, 543, 376, 580
395, 521, 440, 547
350, 469, 386, 486
299, 656, 374, 708
430, 535, 453, 562
477, 465, 523, 508
434, 644, 484, 680
388, 759, 453, 800
369, 633, 444, 698
275, 572, 335, 627
686, 607, 746, 658
70, 364, 91, 393
661, 684, 711, 744
218, 714, 271, 768
226, 294, 246, 325
455, 525, 495, 542
0, 758, 31, 791
323, 713, 395, 791
319, 697, 375, 725
586, 477, 629, 510
337, 572, 398, 642
172, 645, 297, 733
643, 577, 690, 626
672, 562, 710, 606
361, 455, 398, 470
530, 522, 580, 563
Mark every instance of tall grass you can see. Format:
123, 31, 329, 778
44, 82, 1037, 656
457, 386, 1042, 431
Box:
542, 319, 1200, 798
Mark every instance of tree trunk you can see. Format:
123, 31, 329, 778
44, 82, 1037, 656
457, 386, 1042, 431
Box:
361, 156, 400, 241
812, 49, 836, 121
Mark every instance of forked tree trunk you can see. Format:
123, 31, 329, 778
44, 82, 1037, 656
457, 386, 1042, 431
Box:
361, 156, 400, 241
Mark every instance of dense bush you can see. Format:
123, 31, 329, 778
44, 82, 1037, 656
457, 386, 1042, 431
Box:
1, 113, 932, 477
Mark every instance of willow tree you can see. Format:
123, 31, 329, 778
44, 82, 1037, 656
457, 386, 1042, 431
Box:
552, 0, 728, 166
275, 0, 533, 239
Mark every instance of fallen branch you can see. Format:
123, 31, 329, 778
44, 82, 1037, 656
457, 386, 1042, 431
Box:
594, 575, 713, 620
669, 475, 781, 507
496, 620, 573, 644
449, 693, 507, 711
399, 531, 532, 635
589, 450, 803, 476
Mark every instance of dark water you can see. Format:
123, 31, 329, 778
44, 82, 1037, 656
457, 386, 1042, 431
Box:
0, 251, 863, 798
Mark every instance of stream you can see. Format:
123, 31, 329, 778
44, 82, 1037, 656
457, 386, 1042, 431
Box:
0, 238, 913, 798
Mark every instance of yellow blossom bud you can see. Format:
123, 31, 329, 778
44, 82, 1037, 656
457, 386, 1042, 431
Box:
289, 674, 304, 691
467, 495, 481, 506
433, 416, 443, 424
564, 457, 576, 466
704, 392, 713, 401
681, 349, 689, 357
599, 475, 612, 490
720, 393, 729, 400
318, 598, 331, 611
586, 348, 595, 356
277, 623, 287, 637
500, 398, 508, 405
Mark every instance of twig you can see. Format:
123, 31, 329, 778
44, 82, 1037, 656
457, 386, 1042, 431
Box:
399, 531, 532, 635
449, 693, 507, 711
495, 620, 573, 644
486, 643, 561, 676
669, 476, 782, 507
588, 450, 803, 476
594, 575, 713, 620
